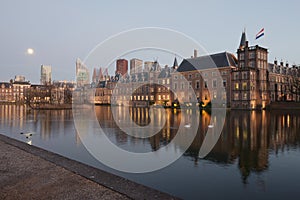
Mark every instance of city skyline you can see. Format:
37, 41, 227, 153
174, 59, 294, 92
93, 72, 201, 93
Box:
1, 0, 300, 83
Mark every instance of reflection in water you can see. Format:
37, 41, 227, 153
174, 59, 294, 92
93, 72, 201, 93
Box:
94, 106, 300, 183
1, 105, 300, 197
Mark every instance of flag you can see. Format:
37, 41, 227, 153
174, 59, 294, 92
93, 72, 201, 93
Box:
256, 28, 264, 40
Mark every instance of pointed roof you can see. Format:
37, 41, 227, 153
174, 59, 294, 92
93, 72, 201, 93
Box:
239, 31, 246, 49
173, 57, 178, 68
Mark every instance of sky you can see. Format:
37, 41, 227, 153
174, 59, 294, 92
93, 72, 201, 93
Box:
1, 0, 299, 83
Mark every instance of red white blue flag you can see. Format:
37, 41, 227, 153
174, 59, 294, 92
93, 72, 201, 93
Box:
256, 28, 264, 40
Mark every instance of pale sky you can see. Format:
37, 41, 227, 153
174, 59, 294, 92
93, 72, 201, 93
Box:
1, 0, 299, 83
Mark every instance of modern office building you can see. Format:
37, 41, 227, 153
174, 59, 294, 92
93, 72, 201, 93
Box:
116, 59, 128, 76
76, 58, 90, 87
40, 65, 52, 85
130, 58, 143, 74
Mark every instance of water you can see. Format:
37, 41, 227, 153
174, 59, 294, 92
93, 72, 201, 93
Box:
1, 105, 300, 199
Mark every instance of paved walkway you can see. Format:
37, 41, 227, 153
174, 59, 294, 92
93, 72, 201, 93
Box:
0, 135, 178, 200
0, 139, 129, 200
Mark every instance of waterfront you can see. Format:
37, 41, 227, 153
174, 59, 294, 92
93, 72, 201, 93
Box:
1, 105, 300, 199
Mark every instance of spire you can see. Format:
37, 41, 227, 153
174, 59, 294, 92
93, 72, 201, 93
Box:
173, 57, 178, 69
239, 30, 247, 49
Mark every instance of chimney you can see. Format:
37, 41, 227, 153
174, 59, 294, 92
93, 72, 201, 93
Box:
274, 59, 278, 65
280, 60, 284, 66
286, 62, 289, 67
194, 49, 198, 58
245, 41, 249, 47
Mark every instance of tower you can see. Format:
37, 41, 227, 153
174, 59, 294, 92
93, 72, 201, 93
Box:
116, 59, 128, 76
231, 31, 270, 109
40, 65, 52, 85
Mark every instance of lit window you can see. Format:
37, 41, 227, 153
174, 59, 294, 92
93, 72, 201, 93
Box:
235, 83, 239, 89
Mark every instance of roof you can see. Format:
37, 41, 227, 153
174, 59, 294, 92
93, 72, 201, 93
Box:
0, 82, 12, 88
177, 52, 237, 72
239, 31, 247, 49
158, 67, 171, 78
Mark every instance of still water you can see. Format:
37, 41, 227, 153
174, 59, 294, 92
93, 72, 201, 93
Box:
1, 105, 300, 199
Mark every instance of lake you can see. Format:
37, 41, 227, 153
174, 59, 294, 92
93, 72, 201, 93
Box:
1, 104, 300, 199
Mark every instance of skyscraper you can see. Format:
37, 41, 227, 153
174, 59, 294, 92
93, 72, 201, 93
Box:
130, 58, 143, 74
116, 59, 128, 76
40, 65, 52, 85
76, 58, 90, 87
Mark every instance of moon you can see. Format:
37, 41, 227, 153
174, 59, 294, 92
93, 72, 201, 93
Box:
26, 48, 34, 55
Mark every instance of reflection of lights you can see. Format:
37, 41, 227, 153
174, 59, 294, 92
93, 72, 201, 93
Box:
287, 115, 290, 127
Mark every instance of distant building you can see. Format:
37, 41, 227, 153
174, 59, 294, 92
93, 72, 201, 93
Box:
130, 58, 143, 74
76, 58, 90, 87
0, 82, 13, 103
116, 59, 128, 76
40, 65, 52, 85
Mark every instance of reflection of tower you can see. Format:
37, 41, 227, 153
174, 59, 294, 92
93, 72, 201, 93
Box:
40, 65, 52, 85
116, 59, 128, 76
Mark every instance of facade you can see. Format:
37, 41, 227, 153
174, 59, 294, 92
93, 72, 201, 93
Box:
40, 65, 52, 85
0, 82, 13, 103
231, 31, 270, 109
116, 59, 128, 76
268, 61, 300, 102
176, 52, 237, 107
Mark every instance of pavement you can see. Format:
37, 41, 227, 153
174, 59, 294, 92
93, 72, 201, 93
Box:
0, 134, 178, 200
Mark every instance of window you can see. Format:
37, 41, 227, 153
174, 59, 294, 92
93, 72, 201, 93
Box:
212, 72, 216, 77
243, 72, 247, 79
235, 73, 239, 80
212, 79, 217, 88
249, 52, 255, 59
234, 93, 239, 100
166, 79, 170, 84
158, 95, 161, 100
240, 62, 244, 68
189, 82, 192, 89
174, 83, 177, 90
239, 53, 245, 60
242, 82, 247, 90
243, 93, 247, 100
174, 75, 178, 80
213, 92, 217, 99
188, 74, 192, 79
204, 80, 208, 88
196, 81, 200, 89
223, 80, 227, 87
235, 83, 239, 89
181, 83, 184, 89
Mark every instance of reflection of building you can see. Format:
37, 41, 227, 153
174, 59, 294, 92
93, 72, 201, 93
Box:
76, 58, 90, 87
40, 65, 52, 85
